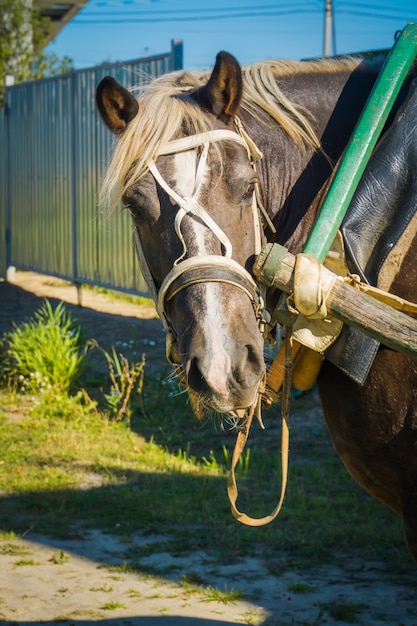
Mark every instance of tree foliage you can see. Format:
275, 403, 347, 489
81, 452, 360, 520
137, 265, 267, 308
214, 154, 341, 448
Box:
0, 0, 73, 101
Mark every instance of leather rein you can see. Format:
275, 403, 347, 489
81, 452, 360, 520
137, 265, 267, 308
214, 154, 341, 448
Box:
133, 118, 289, 527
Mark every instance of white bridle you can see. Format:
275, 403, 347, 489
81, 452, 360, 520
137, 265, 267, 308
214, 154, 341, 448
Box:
132, 119, 269, 361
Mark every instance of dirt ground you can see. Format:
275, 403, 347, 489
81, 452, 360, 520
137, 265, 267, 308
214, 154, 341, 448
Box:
0, 271, 416, 626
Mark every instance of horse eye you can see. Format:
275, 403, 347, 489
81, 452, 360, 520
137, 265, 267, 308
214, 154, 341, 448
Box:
242, 182, 255, 201
125, 204, 136, 216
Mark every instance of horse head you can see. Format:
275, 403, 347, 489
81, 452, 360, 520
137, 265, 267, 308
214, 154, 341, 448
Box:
96, 52, 266, 418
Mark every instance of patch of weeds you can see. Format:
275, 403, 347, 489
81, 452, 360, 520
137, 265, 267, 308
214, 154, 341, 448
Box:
49, 550, 71, 564
287, 581, 317, 593
320, 599, 366, 623
201, 585, 245, 604
0, 543, 33, 556
179, 572, 207, 594
242, 609, 269, 626
127, 588, 143, 598
99, 561, 137, 575
201, 449, 226, 473
15, 558, 38, 566
101, 601, 127, 610
95, 344, 146, 424
221, 444, 251, 477
181, 572, 206, 586
0, 530, 18, 541
1, 299, 86, 393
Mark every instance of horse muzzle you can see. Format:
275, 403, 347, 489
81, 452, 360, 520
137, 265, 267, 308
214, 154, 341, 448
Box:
184, 341, 265, 415
159, 256, 266, 416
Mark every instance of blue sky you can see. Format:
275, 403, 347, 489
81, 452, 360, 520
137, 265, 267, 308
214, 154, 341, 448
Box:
46, 1, 416, 71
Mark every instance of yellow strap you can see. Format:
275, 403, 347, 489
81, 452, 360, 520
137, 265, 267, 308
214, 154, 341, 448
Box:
227, 330, 292, 526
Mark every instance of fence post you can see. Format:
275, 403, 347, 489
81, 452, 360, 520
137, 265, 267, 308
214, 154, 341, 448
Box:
70, 70, 82, 304
171, 39, 183, 71
5, 75, 14, 276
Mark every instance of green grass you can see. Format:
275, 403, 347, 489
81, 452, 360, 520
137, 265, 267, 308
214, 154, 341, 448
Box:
0, 298, 414, 580
0, 386, 412, 575
201, 585, 245, 604
101, 601, 127, 611
84, 284, 156, 310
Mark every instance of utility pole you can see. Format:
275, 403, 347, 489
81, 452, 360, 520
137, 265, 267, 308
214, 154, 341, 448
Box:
323, 0, 333, 56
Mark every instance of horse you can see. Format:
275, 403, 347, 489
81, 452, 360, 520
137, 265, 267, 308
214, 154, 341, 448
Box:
96, 49, 417, 562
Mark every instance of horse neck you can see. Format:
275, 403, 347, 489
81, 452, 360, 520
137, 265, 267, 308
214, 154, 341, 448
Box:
243, 62, 380, 253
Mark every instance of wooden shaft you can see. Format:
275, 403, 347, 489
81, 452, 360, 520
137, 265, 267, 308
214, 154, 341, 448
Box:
326, 280, 417, 360
253, 244, 417, 361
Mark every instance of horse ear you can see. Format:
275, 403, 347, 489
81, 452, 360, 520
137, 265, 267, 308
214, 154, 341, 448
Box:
196, 51, 243, 118
96, 76, 139, 134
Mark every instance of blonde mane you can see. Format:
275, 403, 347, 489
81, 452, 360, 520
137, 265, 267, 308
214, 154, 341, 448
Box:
100, 56, 363, 213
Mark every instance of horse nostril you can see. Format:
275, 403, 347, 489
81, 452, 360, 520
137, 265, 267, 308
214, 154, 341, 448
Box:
186, 355, 230, 399
186, 357, 206, 393
233, 345, 264, 388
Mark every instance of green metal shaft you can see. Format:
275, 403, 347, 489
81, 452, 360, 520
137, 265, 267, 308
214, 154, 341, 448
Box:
303, 22, 417, 263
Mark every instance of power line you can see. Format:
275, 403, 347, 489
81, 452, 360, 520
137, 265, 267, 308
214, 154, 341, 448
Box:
87, 2, 304, 14
338, 9, 415, 20
73, 7, 324, 24
73, 0, 415, 25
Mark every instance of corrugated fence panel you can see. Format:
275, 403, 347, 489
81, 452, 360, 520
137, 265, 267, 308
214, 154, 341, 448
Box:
0, 41, 183, 296
9, 76, 74, 277
73, 63, 146, 293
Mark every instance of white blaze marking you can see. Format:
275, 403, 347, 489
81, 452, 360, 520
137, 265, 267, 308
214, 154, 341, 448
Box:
203, 296, 232, 398
173, 151, 198, 198
173, 152, 232, 396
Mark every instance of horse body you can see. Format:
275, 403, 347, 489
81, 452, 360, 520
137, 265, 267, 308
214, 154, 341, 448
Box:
318, 78, 417, 558
240, 62, 381, 253
96, 51, 417, 561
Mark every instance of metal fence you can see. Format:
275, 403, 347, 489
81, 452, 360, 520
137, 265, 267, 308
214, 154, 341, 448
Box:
0, 40, 183, 294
